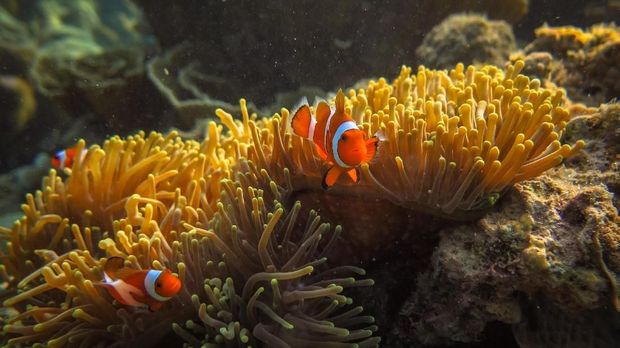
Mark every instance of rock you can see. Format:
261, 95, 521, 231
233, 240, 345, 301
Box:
511, 25, 620, 106
394, 161, 619, 344
415, 13, 517, 69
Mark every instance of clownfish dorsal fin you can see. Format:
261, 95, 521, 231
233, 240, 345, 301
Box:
335, 89, 345, 115
103, 257, 125, 280
321, 165, 345, 190
103, 257, 139, 280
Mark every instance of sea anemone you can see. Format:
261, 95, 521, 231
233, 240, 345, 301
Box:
349, 60, 584, 216
212, 60, 583, 218
0, 132, 378, 347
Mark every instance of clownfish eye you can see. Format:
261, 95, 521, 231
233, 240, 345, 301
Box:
156, 282, 162, 288
341, 134, 348, 141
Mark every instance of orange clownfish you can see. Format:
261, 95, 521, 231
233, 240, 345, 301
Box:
291, 89, 381, 189
51, 146, 87, 170
100, 257, 182, 311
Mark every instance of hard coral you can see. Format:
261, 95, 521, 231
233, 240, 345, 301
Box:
0, 131, 378, 347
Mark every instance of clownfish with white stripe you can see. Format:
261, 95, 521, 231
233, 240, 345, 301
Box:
51, 145, 87, 170
99, 257, 182, 311
291, 89, 381, 189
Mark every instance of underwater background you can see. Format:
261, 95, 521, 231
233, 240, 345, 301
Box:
0, 0, 619, 347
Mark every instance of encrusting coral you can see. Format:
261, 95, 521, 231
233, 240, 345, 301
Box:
0, 132, 379, 347
1, 60, 582, 346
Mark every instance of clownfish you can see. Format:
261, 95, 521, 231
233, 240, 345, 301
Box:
291, 89, 381, 189
51, 146, 87, 170
100, 257, 182, 311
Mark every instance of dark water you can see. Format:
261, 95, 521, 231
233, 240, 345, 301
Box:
0, 1, 618, 347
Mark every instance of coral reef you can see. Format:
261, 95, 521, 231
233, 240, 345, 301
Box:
512, 24, 620, 105
0, 130, 378, 347
415, 13, 517, 69
0, 0, 159, 127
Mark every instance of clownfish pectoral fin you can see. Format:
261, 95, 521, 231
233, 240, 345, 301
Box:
346, 167, 360, 184
92, 281, 111, 289
321, 165, 345, 190
149, 301, 164, 312
364, 137, 380, 162
374, 129, 387, 142
335, 89, 345, 114
291, 104, 312, 138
